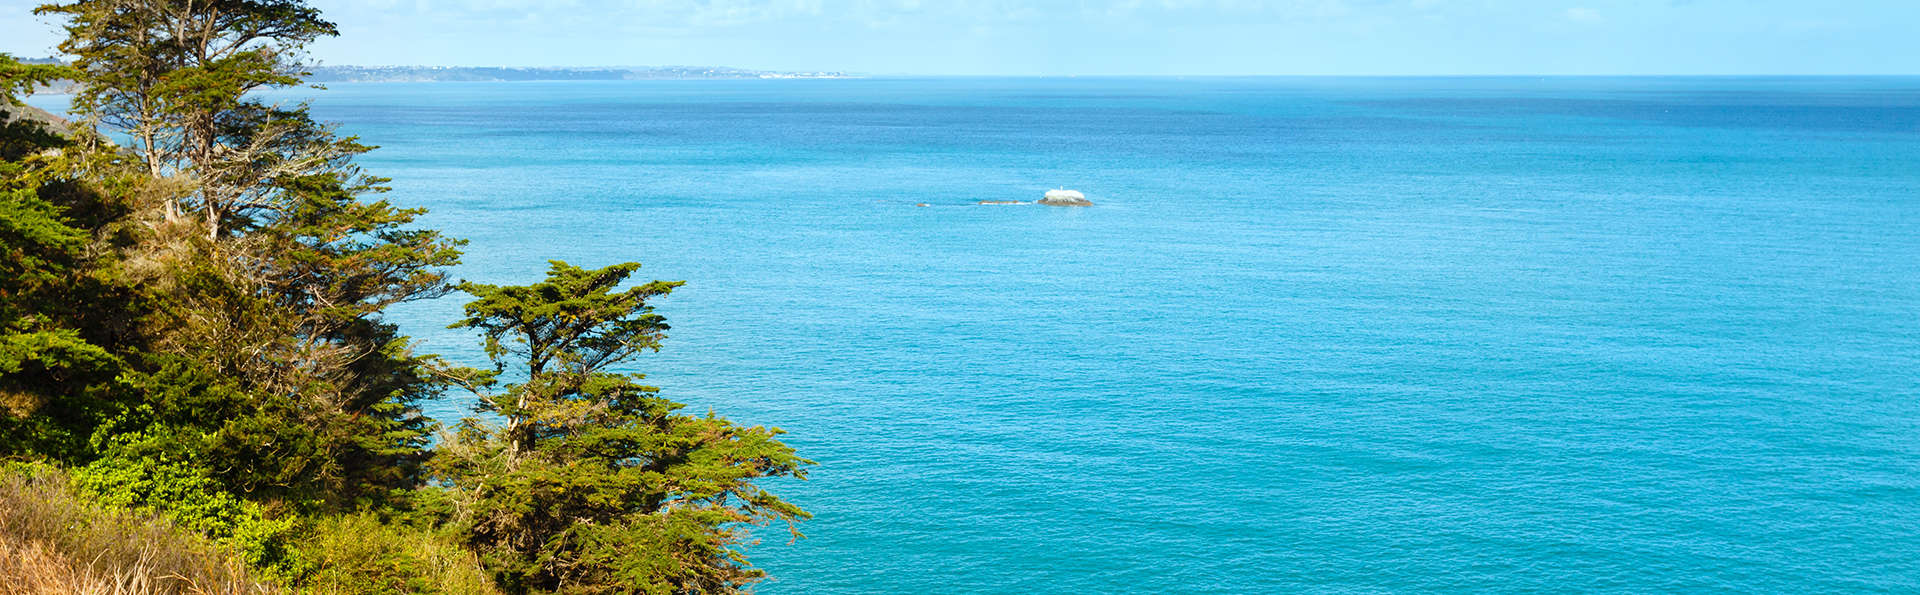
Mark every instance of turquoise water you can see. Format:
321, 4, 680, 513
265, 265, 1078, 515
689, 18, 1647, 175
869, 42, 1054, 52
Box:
45, 77, 1920, 592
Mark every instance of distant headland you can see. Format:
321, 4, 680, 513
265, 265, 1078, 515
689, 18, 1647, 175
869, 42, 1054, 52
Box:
306, 65, 858, 82
7, 58, 856, 88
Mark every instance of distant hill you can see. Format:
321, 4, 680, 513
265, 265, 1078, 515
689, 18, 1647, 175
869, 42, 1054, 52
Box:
9, 61, 855, 138
306, 65, 856, 82
0, 99, 74, 138
9, 58, 854, 89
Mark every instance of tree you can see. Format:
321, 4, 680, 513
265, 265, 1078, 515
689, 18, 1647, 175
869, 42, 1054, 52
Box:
98, 152, 468, 508
18, 2, 467, 511
0, 53, 132, 460
38, 0, 341, 238
437, 261, 811, 594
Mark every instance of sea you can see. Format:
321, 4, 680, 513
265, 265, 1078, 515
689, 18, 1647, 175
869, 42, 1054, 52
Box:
33, 77, 1920, 592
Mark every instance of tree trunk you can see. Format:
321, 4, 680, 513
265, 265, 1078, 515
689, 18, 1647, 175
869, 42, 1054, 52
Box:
204, 199, 219, 239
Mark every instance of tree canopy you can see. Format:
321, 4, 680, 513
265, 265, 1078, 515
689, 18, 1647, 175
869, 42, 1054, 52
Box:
439, 262, 811, 593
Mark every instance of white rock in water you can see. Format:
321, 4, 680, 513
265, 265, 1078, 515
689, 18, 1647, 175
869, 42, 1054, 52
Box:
1039, 189, 1092, 206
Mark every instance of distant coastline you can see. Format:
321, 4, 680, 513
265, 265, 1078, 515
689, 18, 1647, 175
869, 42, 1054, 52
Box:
306, 65, 858, 82
10, 58, 856, 90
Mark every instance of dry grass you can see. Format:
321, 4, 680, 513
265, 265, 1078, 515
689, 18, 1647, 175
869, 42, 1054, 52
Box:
0, 466, 275, 595
0, 536, 171, 595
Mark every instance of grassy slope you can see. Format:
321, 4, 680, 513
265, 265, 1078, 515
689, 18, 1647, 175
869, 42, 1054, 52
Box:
0, 466, 273, 595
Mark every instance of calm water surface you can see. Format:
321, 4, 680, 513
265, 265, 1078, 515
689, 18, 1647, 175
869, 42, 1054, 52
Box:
55, 77, 1920, 592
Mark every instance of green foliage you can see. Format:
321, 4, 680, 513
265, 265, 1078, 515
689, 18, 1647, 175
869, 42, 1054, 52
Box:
16, 0, 466, 510
0, 53, 71, 102
0, 53, 74, 160
38, 0, 344, 238
72, 456, 306, 584
438, 262, 810, 594
47, 453, 500, 594
0, 324, 119, 459
301, 512, 501, 595
0, 54, 132, 461
95, 339, 447, 512
0, 182, 127, 459
101, 355, 343, 505
0, 183, 117, 460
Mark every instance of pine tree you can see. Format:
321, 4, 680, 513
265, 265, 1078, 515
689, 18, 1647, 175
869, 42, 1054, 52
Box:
0, 54, 123, 460
38, 0, 342, 238
439, 261, 811, 593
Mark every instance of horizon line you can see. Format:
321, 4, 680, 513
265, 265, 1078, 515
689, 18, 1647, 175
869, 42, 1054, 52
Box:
314, 72, 1920, 78
13, 56, 1920, 78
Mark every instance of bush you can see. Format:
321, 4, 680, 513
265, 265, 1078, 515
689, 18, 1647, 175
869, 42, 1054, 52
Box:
300, 512, 499, 595
70, 457, 305, 585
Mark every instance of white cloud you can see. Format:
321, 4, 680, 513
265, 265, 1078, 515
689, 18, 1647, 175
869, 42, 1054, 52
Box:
1564, 6, 1602, 23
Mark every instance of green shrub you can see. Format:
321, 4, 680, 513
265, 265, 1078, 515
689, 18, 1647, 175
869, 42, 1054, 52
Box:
26, 459, 496, 594
301, 512, 499, 595
71, 456, 307, 585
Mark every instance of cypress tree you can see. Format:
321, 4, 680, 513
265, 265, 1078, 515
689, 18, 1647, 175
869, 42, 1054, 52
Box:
439, 261, 811, 593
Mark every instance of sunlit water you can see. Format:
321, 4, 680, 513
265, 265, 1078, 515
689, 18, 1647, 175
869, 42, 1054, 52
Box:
35, 77, 1920, 592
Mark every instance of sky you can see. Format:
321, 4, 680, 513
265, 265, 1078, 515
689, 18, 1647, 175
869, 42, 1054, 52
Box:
3, 0, 1919, 75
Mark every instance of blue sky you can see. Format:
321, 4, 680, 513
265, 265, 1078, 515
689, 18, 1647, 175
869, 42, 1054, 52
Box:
3, 0, 1918, 75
